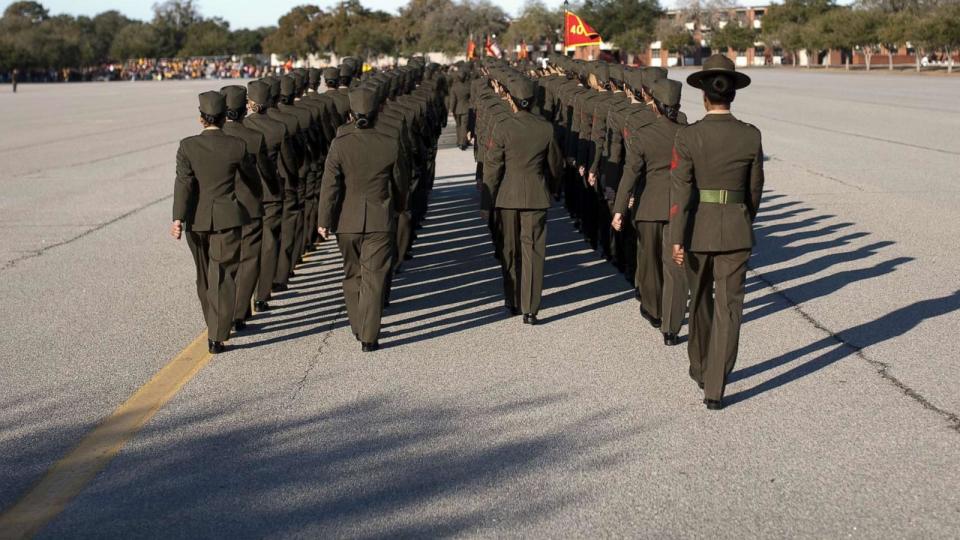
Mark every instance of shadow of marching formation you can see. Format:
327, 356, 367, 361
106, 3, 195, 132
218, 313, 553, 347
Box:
232, 176, 958, 410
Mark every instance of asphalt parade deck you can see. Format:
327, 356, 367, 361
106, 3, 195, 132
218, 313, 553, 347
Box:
1, 71, 959, 537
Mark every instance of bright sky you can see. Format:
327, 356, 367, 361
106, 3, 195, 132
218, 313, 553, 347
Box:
24, 0, 576, 29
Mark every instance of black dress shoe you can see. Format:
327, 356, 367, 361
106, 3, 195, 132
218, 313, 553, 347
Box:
271, 283, 288, 293
663, 333, 680, 346
704, 399, 723, 410
361, 341, 379, 352
208, 340, 225, 354
522, 314, 538, 325
640, 307, 661, 328
505, 305, 520, 316
254, 300, 270, 312
234, 320, 247, 332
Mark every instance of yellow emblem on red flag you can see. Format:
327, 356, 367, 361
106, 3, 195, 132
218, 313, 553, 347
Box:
564, 11, 602, 48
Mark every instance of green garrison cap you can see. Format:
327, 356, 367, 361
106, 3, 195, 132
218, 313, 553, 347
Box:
265, 76, 281, 98
198, 91, 226, 116
508, 78, 535, 101
348, 86, 377, 116
609, 63, 624, 83
687, 53, 751, 90
280, 75, 296, 96
650, 78, 682, 107
247, 80, 270, 105
308, 67, 321, 87
593, 62, 610, 84
624, 68, 644, 91
291, 71, 305, 94
219, 85, 247, 110
641, 67, 667, 89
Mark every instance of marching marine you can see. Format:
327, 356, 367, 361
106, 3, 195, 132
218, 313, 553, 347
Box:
669, 55, 765, 410
171, 92, 257, 353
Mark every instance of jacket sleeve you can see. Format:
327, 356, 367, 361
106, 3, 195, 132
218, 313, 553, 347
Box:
668, 129, 695, 246
566, 96, 580, 159
547, 134, 564, 196
321, 105, 337, 143
256, 136, 280, 194
172, 142, 197, 222
481, 124, 506, 212
613, 134, 644, 216
237, 145, 260, 204
317, 141, 343, 230
392, 142, 411, 213
589, 109, 606, 174
449, 89, 458, 117
748, 136, 764, 221
279, 131, 299, 193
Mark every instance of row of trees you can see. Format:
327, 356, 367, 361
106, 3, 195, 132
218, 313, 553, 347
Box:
1, 0, 958, 73
0, 1, 273, 71
0, 0, 665, 70
762, 0, 960, 72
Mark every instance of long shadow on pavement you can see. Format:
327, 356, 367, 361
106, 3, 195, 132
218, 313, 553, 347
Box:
35, 391, 647, 538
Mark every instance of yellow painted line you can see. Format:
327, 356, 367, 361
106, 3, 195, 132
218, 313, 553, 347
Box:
0, 332, 213, 540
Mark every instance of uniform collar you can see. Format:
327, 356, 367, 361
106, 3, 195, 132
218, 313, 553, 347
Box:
703, 112, 736, 121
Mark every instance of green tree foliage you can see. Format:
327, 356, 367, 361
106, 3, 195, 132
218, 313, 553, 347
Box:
712, 21, 757, 52
229, 27, 275, 56
656, 19, 695, 64
2, 0, 958, 73
578, 0, 664, 55
261, 5, 324, 57
763, 0, 836, 66
179, 18, 232, 57
503, 0, 562, 48
110, 22, 162, 60
839, 9, 885, 70
877, 11, 913, 69
0, 0, 273, 72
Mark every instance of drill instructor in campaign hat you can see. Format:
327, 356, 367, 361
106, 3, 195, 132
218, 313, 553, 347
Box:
669, 54, 764, 410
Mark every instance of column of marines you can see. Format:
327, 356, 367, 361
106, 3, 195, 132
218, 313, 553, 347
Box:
171, 57, 447, 354
171, 51, 764, 410
457, 53, 764, 409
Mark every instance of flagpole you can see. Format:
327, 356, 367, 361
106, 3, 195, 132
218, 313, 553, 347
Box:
561, 0, 569, 55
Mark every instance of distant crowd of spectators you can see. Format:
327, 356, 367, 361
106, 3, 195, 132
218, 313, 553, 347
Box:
2, 56, 279, 83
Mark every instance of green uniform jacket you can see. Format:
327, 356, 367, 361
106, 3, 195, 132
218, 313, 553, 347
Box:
222, 120, 279, 219
243, 113, 293, 203
266, 108, 303, 195
449, 80, 472, 116
669, 113, 765, 251
318, 123, 410, 234
482, 110, 564, 211
330, 88, 351, 119
614, 115, 685, 222
173, 129, 255, 231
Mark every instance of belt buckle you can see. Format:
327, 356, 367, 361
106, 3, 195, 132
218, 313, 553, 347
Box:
719, 190, 728, 204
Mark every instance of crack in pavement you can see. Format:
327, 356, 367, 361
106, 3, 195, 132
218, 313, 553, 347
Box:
0, 116, 194, 154
0, 194, 172, 274
768, 156, 865, 192
749, 111, 960, 156
747, 266, 960, 433
12, 140, 181, 178
287, 281, 346, 407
